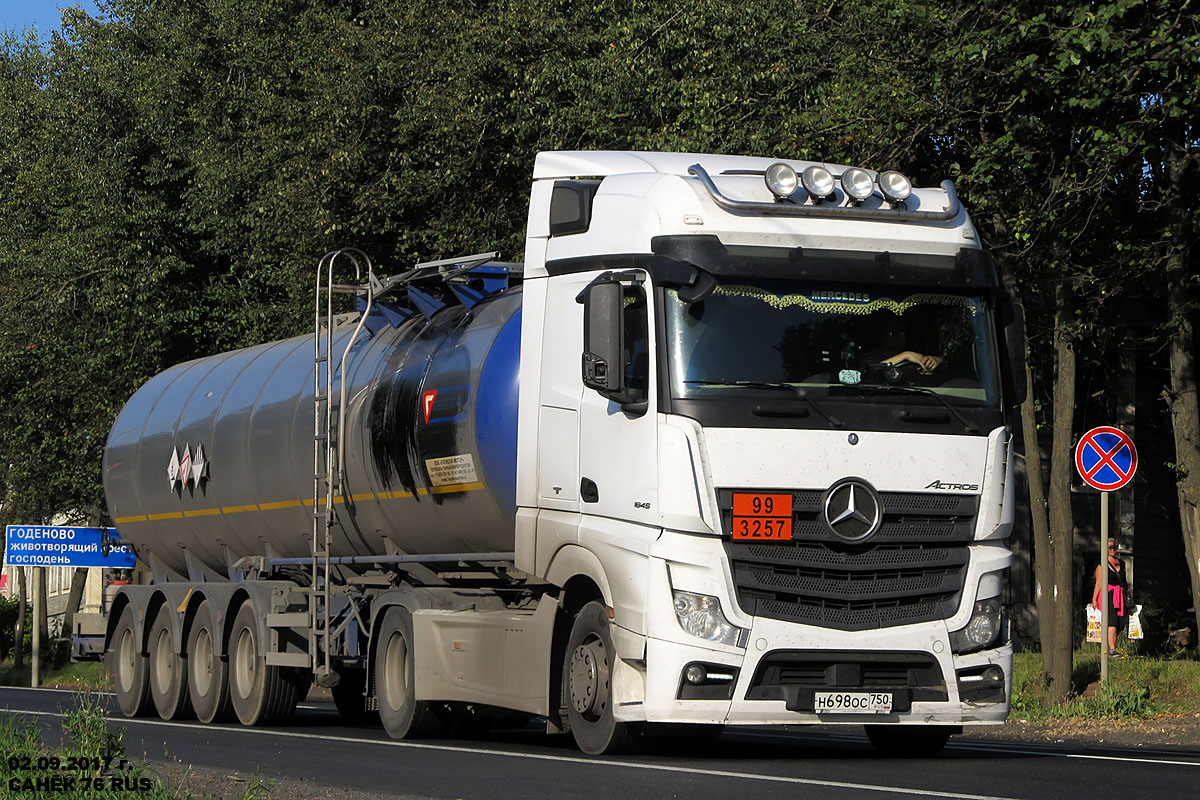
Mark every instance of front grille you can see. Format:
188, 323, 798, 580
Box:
720, 488, 975, 631
747, 650, 949, 707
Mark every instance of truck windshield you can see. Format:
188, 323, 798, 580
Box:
664, 279, 1000, 408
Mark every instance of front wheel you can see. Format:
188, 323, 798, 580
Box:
866, 725, 956, 757
564, 601, 637, 755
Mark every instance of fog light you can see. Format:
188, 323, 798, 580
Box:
841, 167, 875, 202
685, 664, 708, 684
672, 591, 743, 647
764, 162, 800, 199
801, 166, 836, 201
878, 170, 912, 203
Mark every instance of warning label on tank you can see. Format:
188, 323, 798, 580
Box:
424, 454, 479, 487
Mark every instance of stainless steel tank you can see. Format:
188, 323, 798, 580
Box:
103, 289, 522, 578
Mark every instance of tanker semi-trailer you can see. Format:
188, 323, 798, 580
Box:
98, 151, 1025, 756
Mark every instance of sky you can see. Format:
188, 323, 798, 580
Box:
0, 0, 102, 36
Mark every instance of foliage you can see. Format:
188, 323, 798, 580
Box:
0, 1, 1196, 644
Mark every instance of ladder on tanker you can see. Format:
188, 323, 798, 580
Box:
311, 248, 376, 685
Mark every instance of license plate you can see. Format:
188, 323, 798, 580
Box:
814, 692, 893, 714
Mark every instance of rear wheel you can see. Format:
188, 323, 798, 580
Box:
227, 602, 302, 726
564, 601, 638, 755
375, 606, 443, 739
187, 601, 233, 723
148, 610, 192, 720
866, 725, 956, 757
106, 604, 151, 717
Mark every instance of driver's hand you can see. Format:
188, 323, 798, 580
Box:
919, 355, 942, 373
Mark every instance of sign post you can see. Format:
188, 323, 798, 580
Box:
1075, 426, 1138, 685
3, 526, 137, 687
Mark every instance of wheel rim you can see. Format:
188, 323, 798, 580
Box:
233, 627, 256, 700
382, 630, 409, 713
153, 627, 172, 695
569, 636, 609, 719
117, 627, 136, 693
193, 627, 213, 696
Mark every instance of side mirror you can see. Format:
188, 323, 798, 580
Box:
1000, 300, 1027, 408
580, 279, 628, 400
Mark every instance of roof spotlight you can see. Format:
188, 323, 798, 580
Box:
841, 167, 875, 202
764, 162, 799, 199
801, 166, 836, 202
878, 171, 913, 204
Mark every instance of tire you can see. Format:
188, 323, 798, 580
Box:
187, 600, 233, 724
148, 609, 193, 720
564, 601, 638, 755
866, 725, 956, 757
105, 604, 152, 718
375, 606, 443, 739
227, 601, 303, 726
331, 670, 377, 725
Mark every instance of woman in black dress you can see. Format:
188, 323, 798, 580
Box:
1091, 539, 1127, 656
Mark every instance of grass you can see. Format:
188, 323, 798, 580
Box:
1010, 649, 1200, 721
0, 690, 171, 798
0, 659, 108, 691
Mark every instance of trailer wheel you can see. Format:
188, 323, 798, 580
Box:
187, 600, 233, 723
564, 601, 637, 755
228, 602, 302, 726
375, 606, 442, 739
865, 725, 955, 757
148, 609, 193, 720
106, 604, 152, 718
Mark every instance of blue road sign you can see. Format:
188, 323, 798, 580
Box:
3, 525, 137, 569
1075, 426, 1138, 491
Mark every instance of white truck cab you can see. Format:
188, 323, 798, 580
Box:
515, 151, 1022, 754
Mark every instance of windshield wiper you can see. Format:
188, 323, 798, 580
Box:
846, 384, 980, 434
684, 380, 844, 428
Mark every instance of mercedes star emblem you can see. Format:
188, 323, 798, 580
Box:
823, 478, 883, 543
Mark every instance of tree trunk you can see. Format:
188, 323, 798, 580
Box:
995, 253, 1055, 674
59, 568, 89, 643
1162, 125, 1200, 640
1046, 283, 1077, 702
1021, 361, 1056, 675
14, 568, 26, 668
36, 568, 47, 645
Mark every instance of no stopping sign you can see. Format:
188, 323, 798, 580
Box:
1075, 426, 1137, 491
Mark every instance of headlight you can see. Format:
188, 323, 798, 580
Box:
840, 167, 875, 202
878, 170, 912, 203
672, 591, 743, 647
764, 162, 799, 198
801, 166, 836, 201
950, 598, 1002, 654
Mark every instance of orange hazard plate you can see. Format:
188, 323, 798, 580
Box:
731, 516, 792, 540
731, 493, 793, 540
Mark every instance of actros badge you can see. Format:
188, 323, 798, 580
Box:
823, 477, 883, 543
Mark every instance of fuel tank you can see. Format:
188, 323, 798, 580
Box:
103, 288, 522, 578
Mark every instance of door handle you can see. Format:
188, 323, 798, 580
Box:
580, 478, 599, 503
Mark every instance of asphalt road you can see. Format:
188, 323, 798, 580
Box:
2, 687, 1198, 799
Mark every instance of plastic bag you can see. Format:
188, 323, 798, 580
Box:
1085, 605, 1102, 643
1127, 605, 1143, 640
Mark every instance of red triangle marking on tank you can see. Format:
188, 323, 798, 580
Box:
422, 390, 438, 424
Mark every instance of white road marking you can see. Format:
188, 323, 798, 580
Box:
2, 708, 1016, 800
